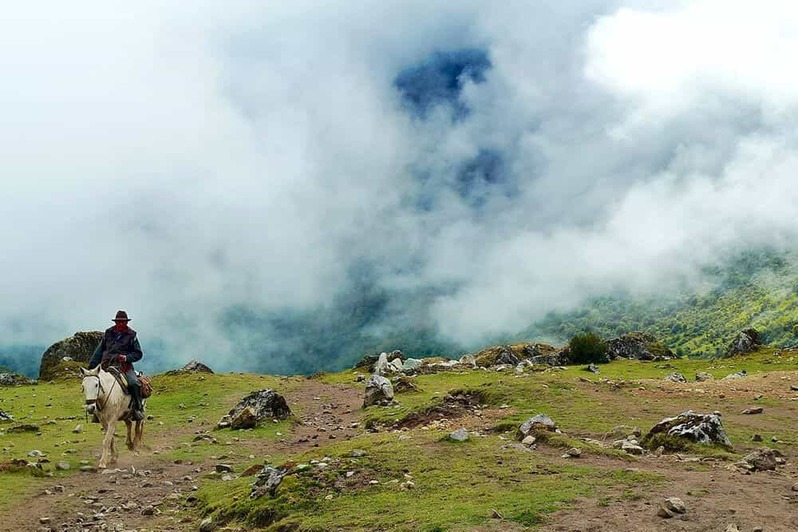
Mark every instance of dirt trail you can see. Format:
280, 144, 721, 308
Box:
1, 379, 362, 532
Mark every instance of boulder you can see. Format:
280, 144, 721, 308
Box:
517, 414, 557, 440
217, 390, 291, 430
363, 375, 394, 407
373, 352, 389, 376
353, 354, 379, 370
606, 332, 674, 361
402, 358, 423, 372
725, 328, 762, 357
695, 372, 713, 382
474, 345, 521, 368
179, 360, 214, 373
665, 372, 687, 383
0, 372, 35, 386
739, 448, 784, 472
642, 410, 732, 450
38, 331, 103, 380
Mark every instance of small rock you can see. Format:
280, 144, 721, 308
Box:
350, 449, 366, 457
790, 384, 798, 391
141, 505, 155, 516
695, 372, 713, 382
39, 517, 50, 524
586, 363, 600, 374
79, 465, 95, 472
72, 424, 83, 434
657, 507, 673, 519
621, 441, 645, 455
215, 464, 233, 473
742, 407, 763, 415
199, 517, 215, 532
55, 461, 71, 471
752, 434, 763, 442
663, 497, 686, 514
28, 450, 45, 458
724, 525, 740, 532
665, 372, 687, 383
565, 448, 581, 458
449, 428, 469, 442
521, 435, 536, 446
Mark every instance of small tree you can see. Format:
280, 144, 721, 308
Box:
568, 332, 608, 364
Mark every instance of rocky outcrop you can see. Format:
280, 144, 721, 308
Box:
517, 414, 558, 440
180, 360, 214, 373
363, 375, 394, 406
725, 328, 762, 357
606, 332, 674, 361
0, 372, 36, 386
642, 410, 732, 451
217, 389, 291, 429
38, 331, 102, 380
475, 343, 567, 368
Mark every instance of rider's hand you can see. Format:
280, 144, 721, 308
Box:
117, 354, 127, 362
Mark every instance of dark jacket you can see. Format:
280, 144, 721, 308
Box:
88, 326, 143, 374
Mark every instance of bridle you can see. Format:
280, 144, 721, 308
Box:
83, 371, 118, 421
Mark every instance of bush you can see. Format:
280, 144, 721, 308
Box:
568, 332, 608, 364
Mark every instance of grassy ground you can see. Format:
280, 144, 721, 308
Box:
2, 349, 797, 530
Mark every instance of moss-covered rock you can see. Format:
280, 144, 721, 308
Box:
38, 331, 102, 380
606, 332, 674, 361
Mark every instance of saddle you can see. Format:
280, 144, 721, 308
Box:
102, 365, 153, 399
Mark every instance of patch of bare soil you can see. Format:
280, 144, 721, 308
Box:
0, 379, 364, 532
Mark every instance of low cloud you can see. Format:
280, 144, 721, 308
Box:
2, 1, 798, 373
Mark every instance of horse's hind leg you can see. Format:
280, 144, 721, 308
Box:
125, 420, 134, 451
98, 421, 116, 469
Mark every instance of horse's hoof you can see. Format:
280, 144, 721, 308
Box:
98, 463, 107, 469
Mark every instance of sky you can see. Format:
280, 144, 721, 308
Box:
2, 0, 798, 373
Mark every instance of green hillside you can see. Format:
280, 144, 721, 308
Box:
518, 250, 798, 357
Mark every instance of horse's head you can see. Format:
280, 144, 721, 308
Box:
80, 366, 101, 414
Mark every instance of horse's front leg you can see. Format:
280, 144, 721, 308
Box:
133, 420, 145, 454
98, 420, 116, 469
109, 432, 119, 465
125, 420, 134, 451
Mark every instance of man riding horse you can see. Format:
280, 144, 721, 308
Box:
88, 310, 145, 421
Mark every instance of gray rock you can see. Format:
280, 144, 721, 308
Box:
643, 410, 732, 449
586, 363, 600, 374
250, 465, 290, 499
791, 384, 798, 391
665, 372, 687, 383
55, 461, 71, 471
72, 424, 83, 434
723, 370, 747, 380
28, 450, 45, 457
458, 354, 476, 367
218, 389, 291, 429
449, 428, 469, 442
663, 497, 686, 514
621, 441, 645, 455
751, 434, 763, 442
363, 375, 394, 407
215, 464, 234, 473
565, 447, 581, 457
724, 524, 740, 532
388, 358, 404, 373
521, 435, 536, 446
742, 407, 763, 415
725, 328, 761, 357
0, 372, 36, 386
606, 332, 673, 361
402, 358, 423, 372
199, 517, 215, 532
695, 372, 714, 382
373, 352, 389, 376
38, 331, 103, 380
517, 414, 557, 440
179, 360, 214, 373
740, 448, 784, 471
0, 408, 13, 422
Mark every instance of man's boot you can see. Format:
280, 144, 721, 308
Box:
129, 384, 144, 421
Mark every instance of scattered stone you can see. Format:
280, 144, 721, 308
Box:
28, 450, 45, 458
39, 517, 50, 524
586, 363, 600, 374
751, 434, 763, 442
739, 448, 785, 472
521, 436, 536, 446
723, 370, 748, 380
657, 507, 674, 519
449, 428, 469, 442
141, 505, 155, 516
218, 389, 291, 430
350, 449, 366, 458
621, 441, 645, 455
215, 464, 233, 473
724, 524, 740, 532
517, 414, 557, 440
565, 448, 581, 458
55, 461, 71, 471
791, 385, 798, 391
695, 372, 714, 382
72, 424, 83, 434
742, 407, 764, 415
199, 517, 215, 532
0, 407, 12, 422
402, 358, 423, 372
665, 372, 687, 383
363, 375, 394, 407
642, 410, 732, 450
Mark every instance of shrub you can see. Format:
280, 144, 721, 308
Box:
568, 332, 608, 364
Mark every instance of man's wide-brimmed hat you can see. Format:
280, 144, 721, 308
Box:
112, 310, 131, 322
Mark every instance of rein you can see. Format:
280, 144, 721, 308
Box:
85, 371, 118, 415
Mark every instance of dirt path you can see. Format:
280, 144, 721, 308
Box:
1, 379, 363, 532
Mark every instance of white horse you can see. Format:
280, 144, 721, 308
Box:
80, 366, 145, 468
